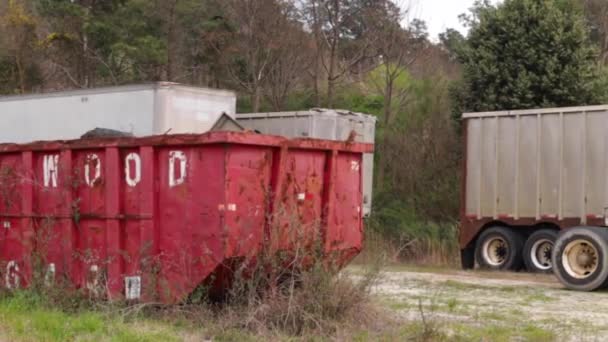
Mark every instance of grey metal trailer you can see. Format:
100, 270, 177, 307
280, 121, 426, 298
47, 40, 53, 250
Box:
461, 105, 608, 291
0, 82, 237, 144
237, 109, 376, 216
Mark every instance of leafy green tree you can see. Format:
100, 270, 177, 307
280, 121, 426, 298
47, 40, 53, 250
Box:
35, 0, 127, 87
582, 0, 608, 65
454, 0, 602, 112
0, 0, 42, 94
439, 28, 465, 62
90, 0, 168, 83
302, 0, 389, 108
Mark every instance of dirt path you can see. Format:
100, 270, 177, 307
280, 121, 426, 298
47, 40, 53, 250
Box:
361, 266, 608, 341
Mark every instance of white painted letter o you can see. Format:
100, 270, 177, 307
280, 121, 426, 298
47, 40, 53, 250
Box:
125, 153, 142, 187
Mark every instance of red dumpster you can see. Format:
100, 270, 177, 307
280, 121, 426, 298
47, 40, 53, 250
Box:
0, 132, 373, 303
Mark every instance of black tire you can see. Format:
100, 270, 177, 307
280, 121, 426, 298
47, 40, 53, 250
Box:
475, 226, 524, 271
552, 227, 608, 291
523, 229, 558, 273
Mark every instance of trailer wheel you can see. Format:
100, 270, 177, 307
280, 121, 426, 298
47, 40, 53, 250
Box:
475, 227, 524, 270
553, 227, 608, 291
523, 229, 558, 273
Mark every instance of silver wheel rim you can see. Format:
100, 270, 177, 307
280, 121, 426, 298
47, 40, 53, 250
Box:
530, 238, 553, 271
562, 239, 599, 279
482, 237, 508, 266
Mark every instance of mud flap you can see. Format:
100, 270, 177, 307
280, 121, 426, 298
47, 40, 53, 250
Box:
461, 247, 475, 269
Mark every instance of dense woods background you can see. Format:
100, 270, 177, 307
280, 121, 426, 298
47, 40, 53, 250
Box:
2, 0, 608, 262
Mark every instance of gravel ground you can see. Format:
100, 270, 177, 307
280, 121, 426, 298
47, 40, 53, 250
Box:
362, 266, 608, 341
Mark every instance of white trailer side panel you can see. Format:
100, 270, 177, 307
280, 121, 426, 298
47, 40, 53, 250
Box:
497, 117, 517, 217
1, 88, 155, 143
586, 113, 608, 216
517, 115, 539, 218
464, 106, 608, 223
155, 85, 237, 134
0, 83, 236, 144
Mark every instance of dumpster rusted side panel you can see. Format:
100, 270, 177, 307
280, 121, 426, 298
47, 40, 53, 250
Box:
327, 152, 364, 264
0, 132, 372, 303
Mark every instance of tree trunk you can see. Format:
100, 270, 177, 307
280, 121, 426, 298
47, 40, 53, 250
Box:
327, 44, 337, 108
383, 78, 394, 126
313, 57, 321, 107
326, 0, 341, 109
327, 76, 335, 109
15, 55, 25, 94
82, 4, 91, 88
252, 86, 262, 112
270, 91, 282, 111
83, 32, 89, 87
166, 0, 178, 81
377, 77, 394, 189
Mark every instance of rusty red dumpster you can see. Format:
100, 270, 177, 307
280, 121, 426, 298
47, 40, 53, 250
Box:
0, 132, 372, 303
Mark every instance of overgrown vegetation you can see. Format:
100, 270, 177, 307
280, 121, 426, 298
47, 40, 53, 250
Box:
0, 261, 388, 341
0, 190, 391, 341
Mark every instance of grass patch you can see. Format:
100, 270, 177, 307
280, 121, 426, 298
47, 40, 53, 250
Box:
0, 292, 184, 342
445, 298, 458, 312
381, 264, 457, 274
520, 324, 556, 342
439, 280, 521, 294
441, 280, 484, 291
451, 323, 556, 342
508, 308, 525, 316
385, 300, 412, 311
523, 291, 556, 303
482, 311, 508, 322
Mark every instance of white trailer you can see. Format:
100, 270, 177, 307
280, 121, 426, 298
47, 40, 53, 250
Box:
0, 82, 237, 144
